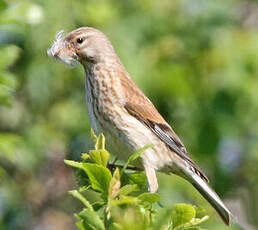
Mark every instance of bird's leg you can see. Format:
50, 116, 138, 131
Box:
144, 165, 158, 193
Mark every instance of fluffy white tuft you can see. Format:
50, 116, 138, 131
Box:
47, 30, 64, 57
47, 30, 79, 68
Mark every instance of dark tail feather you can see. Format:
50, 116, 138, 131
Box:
184, 169, 232, 225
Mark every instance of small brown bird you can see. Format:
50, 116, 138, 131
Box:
48, 27, 231, 225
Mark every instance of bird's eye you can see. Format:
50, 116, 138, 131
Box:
77, 37, 84, 44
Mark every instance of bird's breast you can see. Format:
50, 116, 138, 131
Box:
85, 72, 134, 161
84, 66, 181, 171
84, 68, 124, 134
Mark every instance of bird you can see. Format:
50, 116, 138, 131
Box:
47, 27, 232, 225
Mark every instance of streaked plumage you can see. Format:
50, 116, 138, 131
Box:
47, 27, 232, 225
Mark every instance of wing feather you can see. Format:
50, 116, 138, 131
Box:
120, 73, 208, 182
125, 102, 209, 182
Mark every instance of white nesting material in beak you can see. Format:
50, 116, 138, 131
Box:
47, 30, 79, 67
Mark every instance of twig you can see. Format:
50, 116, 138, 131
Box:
107, 163, 143, 172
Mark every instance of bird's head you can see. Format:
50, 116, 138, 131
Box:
47, 27, 115, 67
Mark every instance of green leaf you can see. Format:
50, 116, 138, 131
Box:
78, 208, 105, 230
92, 201, 105, 211
89, 149, 110, 167
110, 195, 139, 207
138, 193, 160, 206
194, 206, 206, 219
108, 168, 121, 199
79, 186, 91, 193
121, 144, 154, 175
128, 173, 148, 191
90, 128, 98, 143
75, 170, 91, 188
64, 160, 84, 169
83, 163, 112, 196
95, 133, 105, 150
69, 190, 93, 210
172, 203, 196, 228
65, 160, 112, 197
82, 153, 90, 161
185, 216, 209, 228
90, 130, 107, 151
76, 221, 86, 230
173, 215, 209, 229
118, 184, 138, 196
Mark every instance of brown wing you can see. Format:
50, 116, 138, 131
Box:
121, 74, 209, 182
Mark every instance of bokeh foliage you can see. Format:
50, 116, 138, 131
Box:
0, 0, 257, 229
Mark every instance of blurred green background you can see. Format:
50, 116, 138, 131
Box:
0, 0, 257, 229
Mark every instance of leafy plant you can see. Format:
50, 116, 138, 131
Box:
65, 130, 209, 230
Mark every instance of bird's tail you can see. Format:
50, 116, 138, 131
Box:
182, 167, 232, 225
